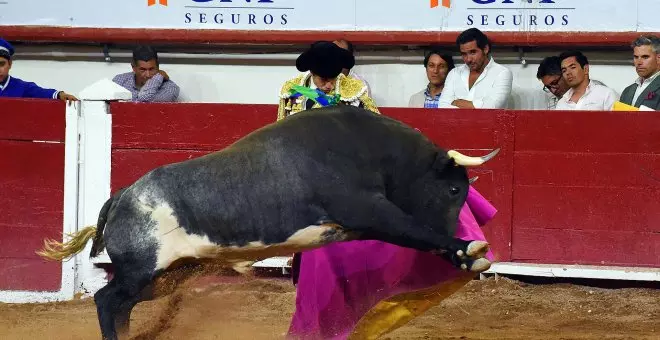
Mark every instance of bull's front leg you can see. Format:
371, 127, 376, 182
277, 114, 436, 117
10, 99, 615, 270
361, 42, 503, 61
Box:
323, 193, 491, 272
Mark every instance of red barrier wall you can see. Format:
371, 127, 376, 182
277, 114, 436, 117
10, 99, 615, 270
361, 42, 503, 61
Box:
0, 98, 65, 291
511, 111, 660, 267
109, 103, 660, 268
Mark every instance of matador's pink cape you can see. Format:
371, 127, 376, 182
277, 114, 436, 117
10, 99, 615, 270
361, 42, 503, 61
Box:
287, 186, 496, 339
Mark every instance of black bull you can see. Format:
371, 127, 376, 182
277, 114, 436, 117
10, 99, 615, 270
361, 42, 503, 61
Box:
39, 106, 498, 340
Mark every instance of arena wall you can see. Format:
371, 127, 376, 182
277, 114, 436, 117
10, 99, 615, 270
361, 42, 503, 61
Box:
1, 87, 659, 303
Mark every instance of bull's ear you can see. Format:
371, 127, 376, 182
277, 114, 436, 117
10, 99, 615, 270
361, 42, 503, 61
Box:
433, 153, 456, 171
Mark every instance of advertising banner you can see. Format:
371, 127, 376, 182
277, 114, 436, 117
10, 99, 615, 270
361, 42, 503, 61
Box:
0, 0, 656, 32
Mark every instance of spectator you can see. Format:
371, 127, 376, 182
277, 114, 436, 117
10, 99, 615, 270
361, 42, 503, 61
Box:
536, 56, 570, 109
112, 45, 180, 102
619, 35, 660, 110
556, 51, 618, 111
0, 38, 78, 102
438, 28, 513, 109
409, 48, 455, 108
333, 38, 372, 96
277, 41, 379, 121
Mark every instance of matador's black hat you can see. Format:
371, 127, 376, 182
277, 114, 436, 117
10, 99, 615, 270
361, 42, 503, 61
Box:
296, 41, 355, 79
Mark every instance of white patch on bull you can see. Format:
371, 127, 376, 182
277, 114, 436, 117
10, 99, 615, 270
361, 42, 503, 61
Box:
142, 200, 354, 272
147, 203, 218, 270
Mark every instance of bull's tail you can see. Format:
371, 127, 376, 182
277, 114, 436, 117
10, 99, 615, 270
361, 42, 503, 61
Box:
37, 188, 125, 261
89, 188, 123, 258
37, 226, 98, 261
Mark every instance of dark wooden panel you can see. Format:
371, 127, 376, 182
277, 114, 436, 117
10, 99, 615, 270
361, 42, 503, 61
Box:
515, 110, 660, 153
513, 186, 660, 233
110, 102, 276, 150
0, 141, 65, 229
0, 226, 62, 258
511, 228, 660, 267
0, 258, 61, 291
0, 139, 64, 291
512, 109, 660, 267
382, 108, 498, 149
111, 149, 212, 191
514, 152, 660, 187
0, 98, 65, 141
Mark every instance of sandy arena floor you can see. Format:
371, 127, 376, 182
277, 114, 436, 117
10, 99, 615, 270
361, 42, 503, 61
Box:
1, 275, 658, 340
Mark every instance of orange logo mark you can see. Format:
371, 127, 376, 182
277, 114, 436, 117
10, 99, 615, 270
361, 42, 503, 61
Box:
148, 0, 168, 6
431, 0, 451, 8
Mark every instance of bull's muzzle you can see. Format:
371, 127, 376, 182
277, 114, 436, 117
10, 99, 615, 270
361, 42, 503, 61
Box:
447, 148, 500, 167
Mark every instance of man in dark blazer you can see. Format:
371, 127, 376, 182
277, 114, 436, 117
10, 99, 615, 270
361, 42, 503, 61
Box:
620, 35, 660, 110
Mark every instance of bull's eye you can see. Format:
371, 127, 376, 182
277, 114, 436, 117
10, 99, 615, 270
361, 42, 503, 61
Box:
449, 186, 461, 196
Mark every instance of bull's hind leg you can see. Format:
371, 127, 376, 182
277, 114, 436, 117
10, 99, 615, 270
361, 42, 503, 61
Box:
323, 193, 491, 272
94, 261, 155, 340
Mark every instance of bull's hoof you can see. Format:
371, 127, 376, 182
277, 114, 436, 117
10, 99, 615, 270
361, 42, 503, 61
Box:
465, 241, 489, 259
452, 241, 490, 272
470, 258, 492, 272
459, 258, 492, 273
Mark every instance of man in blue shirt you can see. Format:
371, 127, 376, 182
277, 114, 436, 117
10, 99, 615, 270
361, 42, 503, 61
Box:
0, 38, 78, 101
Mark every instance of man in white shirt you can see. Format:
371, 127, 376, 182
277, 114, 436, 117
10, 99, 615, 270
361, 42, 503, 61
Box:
619, 35, 660, 110
438, 28, 513, 109
556, 51, 618, 111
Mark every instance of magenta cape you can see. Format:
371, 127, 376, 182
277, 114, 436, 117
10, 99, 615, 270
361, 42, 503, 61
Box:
287, 186, 496, 339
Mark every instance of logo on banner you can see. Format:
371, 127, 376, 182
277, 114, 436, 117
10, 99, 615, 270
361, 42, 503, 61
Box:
465, 0, 571, 28
148, 0, 168, 6
184, 0, 290, 27
430, 0, 451, 8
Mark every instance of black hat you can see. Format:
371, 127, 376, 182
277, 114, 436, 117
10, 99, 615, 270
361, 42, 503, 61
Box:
296, 41, 355, 79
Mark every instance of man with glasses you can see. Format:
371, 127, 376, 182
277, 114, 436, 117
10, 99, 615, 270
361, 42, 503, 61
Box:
536, 56, 569, 109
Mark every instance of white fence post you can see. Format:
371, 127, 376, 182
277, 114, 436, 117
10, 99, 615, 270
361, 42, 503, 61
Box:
74, 79, 131, 297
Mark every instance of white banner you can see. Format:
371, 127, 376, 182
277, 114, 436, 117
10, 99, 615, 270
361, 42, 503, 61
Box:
0, 0, 657, 32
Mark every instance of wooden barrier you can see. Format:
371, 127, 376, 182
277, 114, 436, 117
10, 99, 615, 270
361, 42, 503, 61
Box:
511, 111, 660, 267
2, 99, 656, 296
0, 98, 66, 291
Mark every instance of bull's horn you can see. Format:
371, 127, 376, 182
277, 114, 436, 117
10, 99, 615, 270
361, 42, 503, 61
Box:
447, 148, 500, 167
469, 176, 479, 184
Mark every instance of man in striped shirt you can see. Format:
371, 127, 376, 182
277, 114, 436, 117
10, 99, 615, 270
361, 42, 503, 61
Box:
112, 46, 180, 103
409, 48, 455, 108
